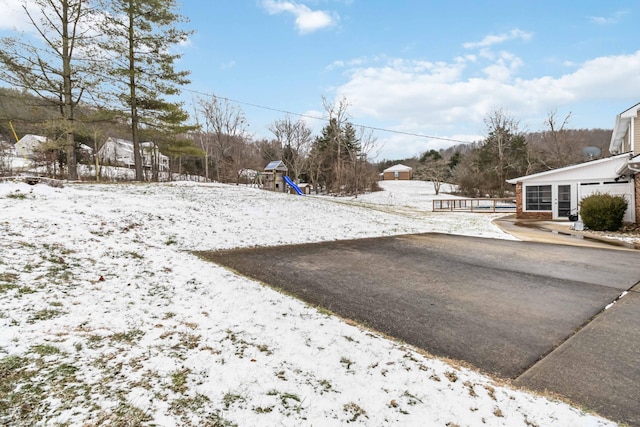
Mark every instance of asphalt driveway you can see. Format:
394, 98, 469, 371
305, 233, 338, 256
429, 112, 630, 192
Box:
197, 233, 640, 425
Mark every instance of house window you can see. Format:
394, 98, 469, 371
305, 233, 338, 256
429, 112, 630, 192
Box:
525, 185, 552, 211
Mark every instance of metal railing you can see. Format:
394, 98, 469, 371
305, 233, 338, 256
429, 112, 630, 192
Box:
433, 198, 516, 213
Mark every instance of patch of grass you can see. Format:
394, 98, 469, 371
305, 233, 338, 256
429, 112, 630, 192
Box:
169, 368, 191, 394
6, 192, 27, 200
110, 329, 144, 344
484, 385, 496, 401
463, 381, 477, 397
279, 392, 301, 409
402, 390, 423, 405
444, 370, 459, 383
257, 344, 272, 355
28, 309, 64, 323
89, 403, 152, 426
0, 355, 38, 420
318, 379, 333, 394
0, 283, 18, 294
125, 251, 144, 259
222, 392, 245, 409
169, 393, 210, 415
165, 236, 178, 246
31, 344, 62, 356
17, 286, 36, 295
86, 334, 105, 349
343, 401, 367, 422
0, 272, 19, 284
0, 272, 20, 294
340, 356, 354, 370
315, 306, 333, 316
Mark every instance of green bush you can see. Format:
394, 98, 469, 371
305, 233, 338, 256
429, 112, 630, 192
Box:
579, 193, 628, 231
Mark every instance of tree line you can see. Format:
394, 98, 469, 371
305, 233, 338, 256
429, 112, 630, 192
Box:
383, 109, 612, 198
0, 1, 613, 195
0, 1, 381, 193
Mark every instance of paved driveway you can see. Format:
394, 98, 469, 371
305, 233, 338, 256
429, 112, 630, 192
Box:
198, 233, 640, 425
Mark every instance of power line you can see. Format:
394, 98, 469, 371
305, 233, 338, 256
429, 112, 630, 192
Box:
182, 87, 473, 144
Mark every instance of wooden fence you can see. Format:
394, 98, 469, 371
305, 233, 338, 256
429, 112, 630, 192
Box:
432, 198, 516, 213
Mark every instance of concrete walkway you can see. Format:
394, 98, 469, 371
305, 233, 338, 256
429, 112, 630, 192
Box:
494, 215, 640, 250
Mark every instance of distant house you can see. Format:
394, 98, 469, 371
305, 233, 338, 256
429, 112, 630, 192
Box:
14, 134, 48, 158
14, 134, 91, 160
507, 102, 640, 225
98, 137, 169, 171
383, 164, 413, 180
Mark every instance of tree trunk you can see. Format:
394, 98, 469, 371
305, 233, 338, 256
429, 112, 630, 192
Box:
128, 1, 143, 181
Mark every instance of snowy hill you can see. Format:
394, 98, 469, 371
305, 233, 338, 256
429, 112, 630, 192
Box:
0, 179, 614, 426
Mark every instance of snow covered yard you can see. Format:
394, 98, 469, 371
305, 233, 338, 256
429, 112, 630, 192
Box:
0, 179, 616, 426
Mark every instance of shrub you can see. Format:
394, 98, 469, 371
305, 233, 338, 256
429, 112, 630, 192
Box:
579, 193, 628, 231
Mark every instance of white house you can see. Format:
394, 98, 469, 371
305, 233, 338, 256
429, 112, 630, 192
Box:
507, 102, 640, 225
14, 134, 48, 158
98, 137, 169, 171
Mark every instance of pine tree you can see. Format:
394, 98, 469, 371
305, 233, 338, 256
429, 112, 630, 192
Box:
99, 0, 192, 181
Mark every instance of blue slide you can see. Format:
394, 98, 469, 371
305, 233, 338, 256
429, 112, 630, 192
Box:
283, 175, 304, 195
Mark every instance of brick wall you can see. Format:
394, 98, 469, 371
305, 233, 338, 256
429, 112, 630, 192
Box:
514, 182, 553, 220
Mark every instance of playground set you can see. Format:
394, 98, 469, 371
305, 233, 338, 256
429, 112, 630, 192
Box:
260, 160, 306, 195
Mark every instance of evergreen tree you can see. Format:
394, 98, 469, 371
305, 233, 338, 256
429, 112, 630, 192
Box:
99, 0, 192, 180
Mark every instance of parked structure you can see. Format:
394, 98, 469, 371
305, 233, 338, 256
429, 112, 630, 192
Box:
382, 164, 413, 180
507, 102, 640, 224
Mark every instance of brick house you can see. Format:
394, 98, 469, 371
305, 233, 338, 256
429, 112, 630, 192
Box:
382, 164, 413, 180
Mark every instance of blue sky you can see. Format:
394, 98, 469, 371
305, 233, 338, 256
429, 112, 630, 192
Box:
2, 1, 640, 160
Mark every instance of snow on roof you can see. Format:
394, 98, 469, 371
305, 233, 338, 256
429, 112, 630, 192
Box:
383, 164, 412, 172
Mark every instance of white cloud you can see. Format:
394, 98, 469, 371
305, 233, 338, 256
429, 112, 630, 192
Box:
0, 0, 36, 32
589, 10, 629, 25
220, 60, 236, 70
262, 0, 337, 34
463, 29, 533, 49
331, 50, 640, 159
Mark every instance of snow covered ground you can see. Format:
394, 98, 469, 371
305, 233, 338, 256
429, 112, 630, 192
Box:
0, 179, 616, 426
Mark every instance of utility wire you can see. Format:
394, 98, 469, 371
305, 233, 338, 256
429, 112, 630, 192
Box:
183, 87, 473, 144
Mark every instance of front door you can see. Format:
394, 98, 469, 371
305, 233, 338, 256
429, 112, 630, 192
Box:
557, 185, 571, 218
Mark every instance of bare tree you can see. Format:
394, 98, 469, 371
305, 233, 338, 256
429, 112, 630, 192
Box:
198, 95, 248, 182
269, 115, 312, 182
481, 109, 528, 197
417, 150, 449, 195
531, 110, 584, 169
0, 0, 100, 180
349, 126, 378, 196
